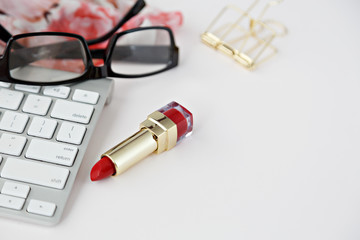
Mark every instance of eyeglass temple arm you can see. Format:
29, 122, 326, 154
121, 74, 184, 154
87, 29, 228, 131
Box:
8, 42, 82, 69
86, 0, 146, 46
0, 24, 13, 44
0, 24, 29, 50
90, 46, 175, 63
9, 44, 174, 70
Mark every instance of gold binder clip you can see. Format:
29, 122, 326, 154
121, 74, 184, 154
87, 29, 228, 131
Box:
201, 0, 287, 70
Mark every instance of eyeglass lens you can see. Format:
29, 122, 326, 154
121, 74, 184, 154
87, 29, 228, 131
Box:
8, 36, 87, 83
110, 28, 172, 75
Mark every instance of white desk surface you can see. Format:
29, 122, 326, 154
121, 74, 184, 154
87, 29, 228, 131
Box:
2, 0, 360, 239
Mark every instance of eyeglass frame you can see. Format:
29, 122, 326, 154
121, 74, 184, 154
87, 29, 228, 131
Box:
0, 0, 179, 86
0, 26, 179, 85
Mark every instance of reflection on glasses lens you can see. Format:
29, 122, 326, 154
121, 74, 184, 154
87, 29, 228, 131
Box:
9, 36, 87, 83
110, 29, 172, 76
0, 41, 5, 56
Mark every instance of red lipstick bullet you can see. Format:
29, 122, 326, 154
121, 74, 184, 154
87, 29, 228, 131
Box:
90, 101, 193, 181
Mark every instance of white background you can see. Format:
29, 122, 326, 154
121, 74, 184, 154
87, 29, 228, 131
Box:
1, 0, 360, 239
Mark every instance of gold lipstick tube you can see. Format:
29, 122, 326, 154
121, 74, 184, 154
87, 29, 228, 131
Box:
101, 111, 177, 175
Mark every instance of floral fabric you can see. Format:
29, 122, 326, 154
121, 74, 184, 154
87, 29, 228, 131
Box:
0, 0, 183, 43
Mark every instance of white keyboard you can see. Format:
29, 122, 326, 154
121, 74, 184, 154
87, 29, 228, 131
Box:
0, 79, 114, 225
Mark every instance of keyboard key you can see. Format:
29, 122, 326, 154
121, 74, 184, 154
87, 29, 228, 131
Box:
0, 111, 29, 133
1, 158, 70, 189
0, 89, 24, 110
1, 181, 30, 198
0, 194, 25, 210
0, 82, 11, 88
51, 99, 94, 124
27, 199, 56, 217
15, 84, 41, 93
56, 122, 86, 145
27, 117, 57, 139
0, 133, 27, 156
43, 86, 70, 99
22, 94, 52, 116
26, 139, 78, 166
72, 89, 99, 105
0, 156, 2, 164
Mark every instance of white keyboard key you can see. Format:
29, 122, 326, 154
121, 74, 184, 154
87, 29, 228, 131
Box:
27, 199, 56, 217
56, 122, 86, 145
15, 84, 41, 93
0, 89, 24, 110
26, 139, 78, 166
43, 86, 70, 99
0, 194, 25, 210
22, 94, 52, 116
72, 89, 99, 105
1, 181, 30, 198
0, 82, 11, 88
0, 111, 29, 133
51, 99, 94, 124
27, 117, 57, 139
0, 133, 27, 156
1, 158, 69, 189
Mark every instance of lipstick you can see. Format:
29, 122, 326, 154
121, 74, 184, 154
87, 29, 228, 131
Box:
90, 101, 193, 181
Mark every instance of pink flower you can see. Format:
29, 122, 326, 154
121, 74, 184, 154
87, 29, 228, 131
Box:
122, 10, 183, 31
0, 0, 59, 22
46, 1, 120, 48
147, 10, 183, 30
0, 0, 183, 40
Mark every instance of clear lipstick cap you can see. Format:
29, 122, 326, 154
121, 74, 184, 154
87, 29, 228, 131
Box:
158, 101, 193, 141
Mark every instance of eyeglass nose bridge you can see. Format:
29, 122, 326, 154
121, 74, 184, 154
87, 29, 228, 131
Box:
91, 65, 108, 79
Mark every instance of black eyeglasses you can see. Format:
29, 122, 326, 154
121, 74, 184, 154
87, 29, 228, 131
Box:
0, 0, 179, 86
